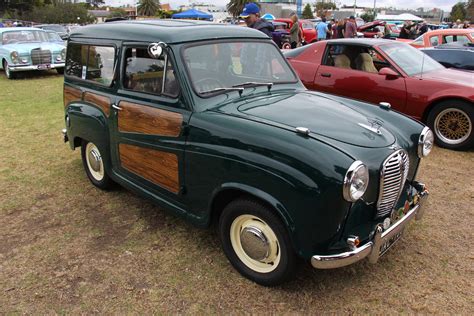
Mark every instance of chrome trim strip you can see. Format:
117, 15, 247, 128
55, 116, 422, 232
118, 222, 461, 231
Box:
9, 63, 65, 72
311, 188, 428, 269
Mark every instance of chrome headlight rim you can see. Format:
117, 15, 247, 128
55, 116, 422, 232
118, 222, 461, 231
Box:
10, 51, 19, 64
343, 160, 370, 202
60, 48, 66, 60
418, 126, 434, 158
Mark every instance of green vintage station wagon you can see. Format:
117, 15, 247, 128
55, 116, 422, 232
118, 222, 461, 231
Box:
63, 20, 432, 286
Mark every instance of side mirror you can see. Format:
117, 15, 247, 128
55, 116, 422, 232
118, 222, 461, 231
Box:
379, 67, 399, 79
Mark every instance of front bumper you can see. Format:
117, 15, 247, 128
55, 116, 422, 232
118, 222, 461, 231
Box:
311, 184, 429, 269
9, 63, 65, 72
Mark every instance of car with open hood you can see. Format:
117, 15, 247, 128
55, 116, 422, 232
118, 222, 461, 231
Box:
0, 27, 66, 79
62, 20, 432, 286
285, 39, 474, 150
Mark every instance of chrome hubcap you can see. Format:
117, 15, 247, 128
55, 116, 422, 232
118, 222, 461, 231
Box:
85, 142, 104, 181
435, 108, 472, 145
240, 226, 270, 261
88, 149, 102, 172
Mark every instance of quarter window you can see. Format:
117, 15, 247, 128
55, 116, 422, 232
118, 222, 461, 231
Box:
429, 36, 439, 46
65, 44, 115, 86
123, 47, 179, 98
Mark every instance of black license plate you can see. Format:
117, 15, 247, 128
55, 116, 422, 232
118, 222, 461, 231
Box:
379, 230, 403, 256
37, 64, 51, 70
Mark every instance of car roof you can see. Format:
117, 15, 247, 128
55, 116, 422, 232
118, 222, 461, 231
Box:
323, 38, 399, 46
0, 27, 43, 33
424, 28, 473, 36
69, 19, 268, 44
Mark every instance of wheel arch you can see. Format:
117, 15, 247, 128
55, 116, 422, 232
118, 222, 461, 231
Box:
422, 96, 474, 122
208, 183, 295, 234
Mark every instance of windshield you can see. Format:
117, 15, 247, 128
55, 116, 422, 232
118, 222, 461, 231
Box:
379, 43, 444, 76
183, 41, 297, 96
41, 25, 66, 33
47, 32, 62, 42
2, 30, 48, 44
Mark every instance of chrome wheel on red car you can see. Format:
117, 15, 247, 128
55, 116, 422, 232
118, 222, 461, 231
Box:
427, 100, 473, 150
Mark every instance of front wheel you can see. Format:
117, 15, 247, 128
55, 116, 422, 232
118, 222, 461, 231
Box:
81, 140, 114, 189
218, 198, 297, 286
427, 100, 473, 150
3, 60, 15, 79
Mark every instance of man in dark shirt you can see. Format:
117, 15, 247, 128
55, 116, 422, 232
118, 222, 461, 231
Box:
240, 3, 274, 37
344, 16, 357, 38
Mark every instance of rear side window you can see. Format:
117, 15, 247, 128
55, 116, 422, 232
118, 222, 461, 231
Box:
66, 43, 115, 86
123, 47, 179, 98
429, 36, 439, 46
442, 35, 469, 44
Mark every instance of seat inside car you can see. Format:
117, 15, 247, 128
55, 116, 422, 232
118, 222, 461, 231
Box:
355, 53, 378, 73
334, 54, 351, 69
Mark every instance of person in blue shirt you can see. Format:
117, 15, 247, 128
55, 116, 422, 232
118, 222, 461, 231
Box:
316, 17, 329, 41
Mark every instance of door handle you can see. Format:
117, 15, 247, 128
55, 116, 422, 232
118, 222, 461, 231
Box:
321, 73, 331, 78
112, 103, 122, 111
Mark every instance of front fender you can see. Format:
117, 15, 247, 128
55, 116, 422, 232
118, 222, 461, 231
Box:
66, 102, 110, 164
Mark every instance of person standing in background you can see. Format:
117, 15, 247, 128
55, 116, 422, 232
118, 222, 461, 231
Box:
316, 17, 329, 41
335, 19, 345, 38
289, 14, 301, 49
240, 3, 274, 37
344, 16, 357, 38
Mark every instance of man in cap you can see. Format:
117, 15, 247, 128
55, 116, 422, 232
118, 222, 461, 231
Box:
240, 3, 274, 37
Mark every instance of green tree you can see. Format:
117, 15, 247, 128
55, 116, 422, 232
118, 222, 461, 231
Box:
360, 12, 374, 22
314, 1, 336, 18
227, 0, 258, 18
25, 3, 95, 24
109, 8, 127, 18
450, 2, 467, 22
301, 3, 314, 19
138, 0, 160, 17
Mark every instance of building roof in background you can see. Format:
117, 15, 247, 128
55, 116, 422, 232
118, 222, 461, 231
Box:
377, 13, 423, 21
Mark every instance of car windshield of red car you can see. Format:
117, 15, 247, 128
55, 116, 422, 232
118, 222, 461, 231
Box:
380, 43, 444, 76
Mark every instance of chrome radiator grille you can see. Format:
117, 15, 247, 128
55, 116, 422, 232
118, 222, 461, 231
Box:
31, 49, 51, 65
376, 150, 410, 218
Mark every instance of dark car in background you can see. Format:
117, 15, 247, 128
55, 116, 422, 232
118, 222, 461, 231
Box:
35, 24, 68, 40
421, 43, 474, 71
271, 21, 291, 49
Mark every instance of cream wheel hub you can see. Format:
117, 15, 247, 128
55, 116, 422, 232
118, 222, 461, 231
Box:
230, 214, 281, 273
85, 142, 104, 181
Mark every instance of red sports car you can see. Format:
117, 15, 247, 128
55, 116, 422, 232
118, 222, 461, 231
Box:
274, 18, 317, 43
285, 39, 474, 150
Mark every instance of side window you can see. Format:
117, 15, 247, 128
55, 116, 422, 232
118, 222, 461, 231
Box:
65, 43, 115, 86
123, 47, 179, 98
412, 35, 424, 46
440, 35, 468, 44
429, 36, 439, 46
324, 44, 353, 70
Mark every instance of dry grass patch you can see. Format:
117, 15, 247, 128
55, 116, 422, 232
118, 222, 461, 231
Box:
0, 72, 473, 313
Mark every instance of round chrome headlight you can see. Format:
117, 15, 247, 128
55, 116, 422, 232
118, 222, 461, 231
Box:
10, 51, 19, 64
343, 161, 369, 202
60, 48, 66, 60
418, 126, 434, 158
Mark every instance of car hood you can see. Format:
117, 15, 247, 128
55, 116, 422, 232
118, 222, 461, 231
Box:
2, 42, 65, 54
415, 68, 474, 87
213, 91, 396, 148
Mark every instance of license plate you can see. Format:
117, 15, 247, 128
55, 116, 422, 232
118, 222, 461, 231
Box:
379, 230, 404, 256
37, 64, 51, 70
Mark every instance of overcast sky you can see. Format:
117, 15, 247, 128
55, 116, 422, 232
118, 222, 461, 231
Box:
104, 0, 462, 12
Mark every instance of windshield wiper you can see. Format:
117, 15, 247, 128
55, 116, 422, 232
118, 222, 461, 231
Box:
199, 87, 244, 96
232, 82, 273, 91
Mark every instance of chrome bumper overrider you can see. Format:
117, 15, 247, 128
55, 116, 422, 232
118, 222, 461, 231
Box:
311, 186, 429, 269
9, 63, 65, 72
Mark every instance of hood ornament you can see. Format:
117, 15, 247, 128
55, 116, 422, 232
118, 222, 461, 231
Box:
358, 118, 384, 135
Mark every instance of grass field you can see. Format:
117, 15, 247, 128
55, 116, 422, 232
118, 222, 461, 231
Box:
0, 71, 473, 313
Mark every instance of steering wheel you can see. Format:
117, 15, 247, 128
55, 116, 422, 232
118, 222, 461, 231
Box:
194, 77, 223, 92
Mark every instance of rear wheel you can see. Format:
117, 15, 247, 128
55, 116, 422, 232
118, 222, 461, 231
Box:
282, 42, 291, 50
3, 60, 15, 79
81, 140, 114, 189
427, 100, 473, 150
218, 198, 296, 286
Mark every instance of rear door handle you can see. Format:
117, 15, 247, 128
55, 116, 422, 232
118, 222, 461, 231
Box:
112, 103, 122, 111
321, 73, 331, 78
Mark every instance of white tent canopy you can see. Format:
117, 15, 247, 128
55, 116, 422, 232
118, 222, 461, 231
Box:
377, 13, 423, 21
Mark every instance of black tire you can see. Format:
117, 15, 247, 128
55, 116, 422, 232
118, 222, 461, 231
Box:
218, 198, 297, 286
3, 60, 15, 79
426, 100, 473, 150
81, 140, 114, 190
56, 68, 64, 75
